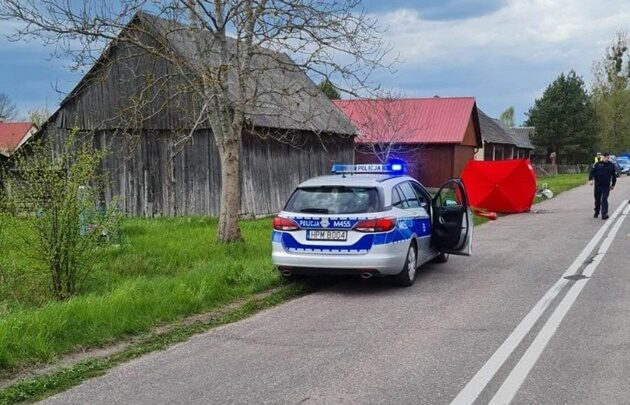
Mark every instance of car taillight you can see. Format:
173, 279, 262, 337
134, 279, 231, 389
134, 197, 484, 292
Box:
354, 217, 397, 232
273, 217, 300, 231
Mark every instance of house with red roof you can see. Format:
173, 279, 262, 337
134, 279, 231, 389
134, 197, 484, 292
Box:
334, 97, 482, 187
0, 121, 37, 161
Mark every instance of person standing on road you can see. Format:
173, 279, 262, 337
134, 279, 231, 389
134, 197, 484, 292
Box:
589, 152, 616, 219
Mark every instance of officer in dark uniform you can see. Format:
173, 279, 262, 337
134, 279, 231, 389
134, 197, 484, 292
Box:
589, 152, 617, 219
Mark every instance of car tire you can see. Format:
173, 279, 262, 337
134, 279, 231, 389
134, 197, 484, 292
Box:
395, 244, 417, 287
432, 253, 450, 263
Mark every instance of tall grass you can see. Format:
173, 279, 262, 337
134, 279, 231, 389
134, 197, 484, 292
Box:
0, 217, 280, 372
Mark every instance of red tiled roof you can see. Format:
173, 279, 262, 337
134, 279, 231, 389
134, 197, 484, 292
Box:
334, 97, 477, 144
0, 122, 36, 157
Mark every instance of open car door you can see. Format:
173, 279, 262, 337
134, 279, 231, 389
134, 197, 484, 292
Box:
431, 179, 473, 256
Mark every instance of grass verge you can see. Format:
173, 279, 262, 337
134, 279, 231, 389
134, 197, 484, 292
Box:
0, 284, 310, 405
0, 217, 280, 373
534, 173, 588, 204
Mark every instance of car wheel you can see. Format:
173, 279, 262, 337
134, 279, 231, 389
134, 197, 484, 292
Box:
395, 244, 417, 287
432, 252, 450, 263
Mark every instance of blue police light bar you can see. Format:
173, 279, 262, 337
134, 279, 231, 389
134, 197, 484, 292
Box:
331, 163, 407, 174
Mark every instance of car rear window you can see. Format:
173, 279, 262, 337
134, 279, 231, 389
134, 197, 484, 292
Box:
284, 187, 381, 214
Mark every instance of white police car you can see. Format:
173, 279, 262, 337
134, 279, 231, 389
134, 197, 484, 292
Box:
271, 163, 473, 286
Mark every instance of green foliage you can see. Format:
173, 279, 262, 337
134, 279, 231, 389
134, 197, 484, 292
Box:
499, 106, 515, 127
593, 88, 630, 152
592, 32, 630, 153
0, 217, 282, 372
319, 78, 341, 100
525, 71, 598, 164
1, 131, 118, 300
601, 31, 630, 88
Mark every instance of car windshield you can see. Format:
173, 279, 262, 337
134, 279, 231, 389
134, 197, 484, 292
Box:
285, 186, 381, 214
617, 157, 629, 165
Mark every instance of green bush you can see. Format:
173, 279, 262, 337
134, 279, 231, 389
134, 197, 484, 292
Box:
1, 131, 119, 300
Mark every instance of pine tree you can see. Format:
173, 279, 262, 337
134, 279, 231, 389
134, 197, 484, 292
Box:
525, 71, 597, 164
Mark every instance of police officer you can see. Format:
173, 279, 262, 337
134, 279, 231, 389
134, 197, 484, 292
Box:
594, 152, 602, 164
589, 152, 616, 219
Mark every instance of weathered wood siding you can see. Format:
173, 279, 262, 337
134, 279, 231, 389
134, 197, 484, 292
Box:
43, 127, 353, 216
50, 29, 201, 131
37, 24, 356, 217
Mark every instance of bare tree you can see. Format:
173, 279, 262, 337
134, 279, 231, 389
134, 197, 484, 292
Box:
27, 106, 51, 127
0, 92, 18, 121
344, 94, 426, 167
0, 0, 394, 242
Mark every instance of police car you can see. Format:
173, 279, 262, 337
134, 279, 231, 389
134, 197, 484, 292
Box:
271, 163, 473, 286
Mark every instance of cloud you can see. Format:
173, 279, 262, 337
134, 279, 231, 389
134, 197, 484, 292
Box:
373, 0, 630, 122
381, 0, 630, 66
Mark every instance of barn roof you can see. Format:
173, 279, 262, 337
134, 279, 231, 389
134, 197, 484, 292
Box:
333, 97, 481, 145
477, 109, 516, 145
476, 109, 534, 150
46, 11, 357, 136
0, 122, 37, 157
510, 127, 535, 149
494, 119, 534, 149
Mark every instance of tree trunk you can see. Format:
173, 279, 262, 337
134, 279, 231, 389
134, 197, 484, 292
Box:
217, 137, 242, 242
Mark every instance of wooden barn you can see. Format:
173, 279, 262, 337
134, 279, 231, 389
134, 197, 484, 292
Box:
494, 118, 534, 159
37, 12, 357, 217
334, 97, 482, 187
476, 109, 534, 161
511, 126, 537, 159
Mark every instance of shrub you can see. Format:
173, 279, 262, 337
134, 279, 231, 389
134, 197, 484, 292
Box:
1, 131, 118, 300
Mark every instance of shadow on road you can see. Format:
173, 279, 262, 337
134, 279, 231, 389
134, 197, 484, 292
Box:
294, 261, 450, 296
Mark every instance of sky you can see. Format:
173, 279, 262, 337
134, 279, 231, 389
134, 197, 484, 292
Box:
1, 0, 630, 125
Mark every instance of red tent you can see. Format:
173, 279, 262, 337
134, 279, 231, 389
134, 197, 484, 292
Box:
461, 159, 537, 213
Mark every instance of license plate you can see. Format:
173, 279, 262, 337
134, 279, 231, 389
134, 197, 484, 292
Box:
306, 230, 348, 241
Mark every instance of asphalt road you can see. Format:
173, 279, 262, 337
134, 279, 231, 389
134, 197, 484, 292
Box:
42, 177, 630, 405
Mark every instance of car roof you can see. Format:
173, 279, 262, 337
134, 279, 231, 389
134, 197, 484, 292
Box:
297, 174, 416, 188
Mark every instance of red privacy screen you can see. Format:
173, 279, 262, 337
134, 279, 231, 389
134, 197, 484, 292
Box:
461, 159, 537, 213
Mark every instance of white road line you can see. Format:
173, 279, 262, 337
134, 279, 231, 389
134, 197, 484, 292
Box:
489, 202, 630, 405
450, 201, 627, 405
